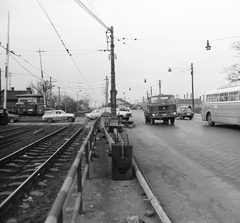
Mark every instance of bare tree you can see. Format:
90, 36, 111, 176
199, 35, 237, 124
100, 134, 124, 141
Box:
223, 41, 240, 83
27, 80, 52, 106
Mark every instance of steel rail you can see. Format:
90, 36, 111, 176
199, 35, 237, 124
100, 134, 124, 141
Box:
0, 138, 21, 149
0, 125, 69, 166
0, 126, 37, 141
0, 123, 88, 216
0, 126, 23, 134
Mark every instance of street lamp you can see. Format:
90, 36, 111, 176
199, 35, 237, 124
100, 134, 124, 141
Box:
206, 40, 211, 50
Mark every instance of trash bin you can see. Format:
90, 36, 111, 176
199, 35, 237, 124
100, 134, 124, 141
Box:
111, 144, 132, 180
0, 111, 8, 125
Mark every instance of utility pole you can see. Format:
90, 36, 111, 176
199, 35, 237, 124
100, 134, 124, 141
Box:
191, 63, 195, 111
108, 26, 117, 117
158, 80, 162, 94
49, 77, 52, 108
104, 75, 109, 106
2, 12, 10, 126
64, 92, 67, 112
37, 49, 46, 106
58, 87, 60, 109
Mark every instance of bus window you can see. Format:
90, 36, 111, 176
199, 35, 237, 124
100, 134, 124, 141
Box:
229, 91, 238, 101
220, 93, 228, 101
212, 94, 219, 102
206, 94, 212, 102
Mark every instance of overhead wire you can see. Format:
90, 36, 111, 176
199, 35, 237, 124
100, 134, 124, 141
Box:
36, 0, 105, 103
74, 0, 109, 30
37, 0, 71, 56
9, 54, 42, 81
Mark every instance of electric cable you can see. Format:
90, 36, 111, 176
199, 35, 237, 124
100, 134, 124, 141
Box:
74, 0, 109, 30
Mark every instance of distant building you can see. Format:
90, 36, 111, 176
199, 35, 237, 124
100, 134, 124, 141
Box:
0, 87, 33, 109
176, 98, 202, 108
116, 98, 131, 107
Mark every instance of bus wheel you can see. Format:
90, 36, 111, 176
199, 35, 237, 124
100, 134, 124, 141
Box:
207, 113, 215, 126
151, 119, 155, 125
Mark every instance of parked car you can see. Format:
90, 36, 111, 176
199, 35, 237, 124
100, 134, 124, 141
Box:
42, 110, 75, 123
117, 106, 132, 121
177, 106, 194, 120
0, 110, 20, 123
85, 109, 102, 120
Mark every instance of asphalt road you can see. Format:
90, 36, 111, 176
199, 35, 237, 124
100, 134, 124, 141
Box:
127, 110, 240, 223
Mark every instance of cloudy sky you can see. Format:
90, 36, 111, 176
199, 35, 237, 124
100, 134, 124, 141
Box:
0, 0, 240, 107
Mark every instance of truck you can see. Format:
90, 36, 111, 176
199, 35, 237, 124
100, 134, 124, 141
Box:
143, 94, 177, 125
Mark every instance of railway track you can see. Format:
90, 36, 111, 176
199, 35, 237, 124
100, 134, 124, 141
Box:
0, 126, 38, 149
0, 121, 91, 217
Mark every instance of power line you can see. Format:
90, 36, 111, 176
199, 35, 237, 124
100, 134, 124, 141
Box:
37, 0, 71, 56
74, 0, 109, 30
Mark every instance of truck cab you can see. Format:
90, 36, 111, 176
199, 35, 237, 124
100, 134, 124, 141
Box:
143, 94, 177, 125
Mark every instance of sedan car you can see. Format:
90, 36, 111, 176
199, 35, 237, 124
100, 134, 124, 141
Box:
0, 110, 20, 123
176, 106, 194, 120
85, 109, 102, 120
42, 110, 75, 123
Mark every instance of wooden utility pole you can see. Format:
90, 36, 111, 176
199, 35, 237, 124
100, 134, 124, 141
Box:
49, 77, 52, 108
158, 80, 162, 94
2, 12, 10, 125
58, 87, 60, 109
191, 63, 195, 111
104, 75, 109, 106
109, 26, 117, 117
37, 49, 46, 106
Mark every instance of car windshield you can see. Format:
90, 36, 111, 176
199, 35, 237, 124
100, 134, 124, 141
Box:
181, 107, 191, 112
119, 107, 129, 111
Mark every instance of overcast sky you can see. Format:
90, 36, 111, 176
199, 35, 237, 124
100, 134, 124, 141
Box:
1, 0, 240, 107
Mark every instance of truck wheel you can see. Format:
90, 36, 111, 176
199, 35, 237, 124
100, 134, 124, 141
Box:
145, 116, 148, 123
170, 118, 175, 125
151, 119, 155, 125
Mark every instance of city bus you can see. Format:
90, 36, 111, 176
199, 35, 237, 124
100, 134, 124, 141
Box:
201, 86, 240, 126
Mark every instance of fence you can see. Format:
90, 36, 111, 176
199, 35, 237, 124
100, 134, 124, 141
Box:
44, 118, 100, 223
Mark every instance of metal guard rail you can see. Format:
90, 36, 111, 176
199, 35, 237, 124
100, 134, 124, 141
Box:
44, 118, 100, 223
103, 125, 172, 223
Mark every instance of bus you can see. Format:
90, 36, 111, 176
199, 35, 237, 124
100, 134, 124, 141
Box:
201, 86, 240, 126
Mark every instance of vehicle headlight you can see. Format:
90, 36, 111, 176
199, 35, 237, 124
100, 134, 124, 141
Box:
152, 114, 156, 117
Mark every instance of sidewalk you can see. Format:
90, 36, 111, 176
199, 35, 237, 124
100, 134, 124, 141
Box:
63, 130, 160, 223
